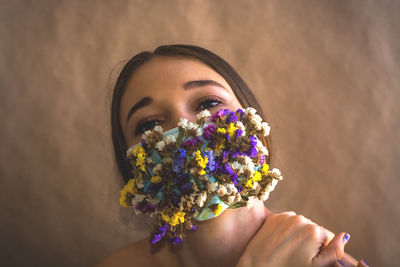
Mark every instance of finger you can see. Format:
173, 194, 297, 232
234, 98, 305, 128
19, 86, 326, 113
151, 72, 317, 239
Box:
341, 252, 358, 266
312, 232, 350, 266
357, 259, 369, 267
334, 260, 346, 267
279, 211, 297, 216
320, 226, 335, 246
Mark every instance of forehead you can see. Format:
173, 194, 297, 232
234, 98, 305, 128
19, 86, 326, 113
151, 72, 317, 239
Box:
120, 56, 233, 120
123, 56, 230, 101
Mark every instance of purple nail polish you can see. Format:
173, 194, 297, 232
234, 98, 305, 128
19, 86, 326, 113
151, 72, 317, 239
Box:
338, 260, 345, 267
362, 259, 369, 266
342, 233, 350, 243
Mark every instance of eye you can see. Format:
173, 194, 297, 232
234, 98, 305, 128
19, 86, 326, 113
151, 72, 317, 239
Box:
135, 118, 162, 136
197, 96, 223, 110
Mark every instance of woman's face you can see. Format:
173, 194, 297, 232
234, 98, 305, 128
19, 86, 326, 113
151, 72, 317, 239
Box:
120, 56, 243, 147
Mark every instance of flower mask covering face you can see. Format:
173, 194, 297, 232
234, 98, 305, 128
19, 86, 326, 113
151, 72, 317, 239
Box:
120, 108, 283, 245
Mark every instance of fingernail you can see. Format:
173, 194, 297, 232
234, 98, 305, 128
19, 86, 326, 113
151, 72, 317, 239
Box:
337, 260, 345, 267
362, 259, 369, 266
342, 233, 350, 244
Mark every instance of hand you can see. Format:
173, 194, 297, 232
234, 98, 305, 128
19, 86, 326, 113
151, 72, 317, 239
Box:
236, 211, 368, 267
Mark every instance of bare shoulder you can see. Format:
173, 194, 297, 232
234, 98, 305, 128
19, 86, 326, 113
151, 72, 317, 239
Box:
94, 238, 177, 267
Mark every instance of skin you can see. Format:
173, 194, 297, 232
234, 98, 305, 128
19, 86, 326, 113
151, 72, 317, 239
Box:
95, 56, 368, 267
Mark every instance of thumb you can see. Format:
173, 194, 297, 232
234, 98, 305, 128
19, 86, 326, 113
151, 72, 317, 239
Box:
312, 232, 350, 266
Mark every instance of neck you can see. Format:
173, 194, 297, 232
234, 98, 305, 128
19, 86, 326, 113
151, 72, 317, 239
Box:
172, 200, 270, 267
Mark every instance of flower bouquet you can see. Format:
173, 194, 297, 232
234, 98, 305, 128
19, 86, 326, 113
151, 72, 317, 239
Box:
120, 107, 283, 245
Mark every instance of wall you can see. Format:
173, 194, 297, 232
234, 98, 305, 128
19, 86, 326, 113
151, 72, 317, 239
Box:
1, 1, 399, 266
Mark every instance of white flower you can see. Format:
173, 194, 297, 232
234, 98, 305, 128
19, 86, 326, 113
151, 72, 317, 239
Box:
195, 192, 207, 207
259, 191, 270, 201
146, 157, 153, 164
231, 161, 241, 170
225, 183, 237, 195
207, 182, 218, 192
261, 122, 270, 136
268, 179, 279, 191
271, 168, 283, 180
251, 117, 262, 130
126, 147, 133, 158
142, 130, 152, 139
153, 164, 163, 175
261, 146, 269, 156
252, 181, 259, 190
217, 185, 227, 197
178, 118, 189, 129
155, 141, 165, 151
234, 193, 242, 202
243, 156, 252, 165
136, 179, 144, 189
186, 122, 199, 131
132, 194, 145, 205
227, 195, 235, 204
195, 128, 203, 136
196, 109, 211, 120
236, 121, 246, 134
154, 125, 163, 133
245, 107, 257, 116
165, 135, 176, 145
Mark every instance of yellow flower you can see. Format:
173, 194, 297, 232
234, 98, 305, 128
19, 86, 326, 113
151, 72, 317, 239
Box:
195, 150, 208, 175
245, 179, 254, 188
161, 211, 186, 226
136, 153, 147, 172
261, 163, 270, 175
217, 128, 226, 134
253, 171, 262, 182
132, 145, 145, 157
227, 123, 238, 138
150, 175, 162, 183
214, 142, 225, 152
214, 204, 224, 216
120, 179, 136, 207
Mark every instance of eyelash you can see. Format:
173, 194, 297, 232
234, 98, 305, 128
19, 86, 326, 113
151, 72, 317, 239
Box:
134, 96, 224, 136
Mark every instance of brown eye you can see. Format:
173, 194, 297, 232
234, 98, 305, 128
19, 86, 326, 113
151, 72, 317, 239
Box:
198, 96, 223, 110
135, 119, 161, 136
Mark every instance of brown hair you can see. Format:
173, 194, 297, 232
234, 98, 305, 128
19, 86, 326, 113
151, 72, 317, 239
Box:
111, 44, 272, 183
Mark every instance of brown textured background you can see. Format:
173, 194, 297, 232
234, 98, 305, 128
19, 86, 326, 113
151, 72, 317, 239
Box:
1, 1, 399, 266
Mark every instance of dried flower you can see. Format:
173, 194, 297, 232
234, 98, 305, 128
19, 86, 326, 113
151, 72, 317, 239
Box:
120, 107, 282, 245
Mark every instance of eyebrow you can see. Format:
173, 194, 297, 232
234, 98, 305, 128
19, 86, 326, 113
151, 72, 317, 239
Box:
183, 79, 227, 91
125, 79, 227, 124
125, 97, 153, 124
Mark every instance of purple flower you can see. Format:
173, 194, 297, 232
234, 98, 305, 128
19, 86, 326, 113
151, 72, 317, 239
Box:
190, 225, 197, 231
150, 223, 168, 244
203, 150, 216, 171
248, 136, 258, 157
236, 185, 243, 193
223, 162, 234, 175
249, 147, 258, 158
202, 124, 216, 140
231, 173, 239, 186
173, 148, 186, 173
235, 129, 243, 138
136, 201, 157, 213
259, 155, 266, 164
182, 137, 202, 147
226, 111, 238, 123
169, 236, 182, 245
236, 108, 245, 119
